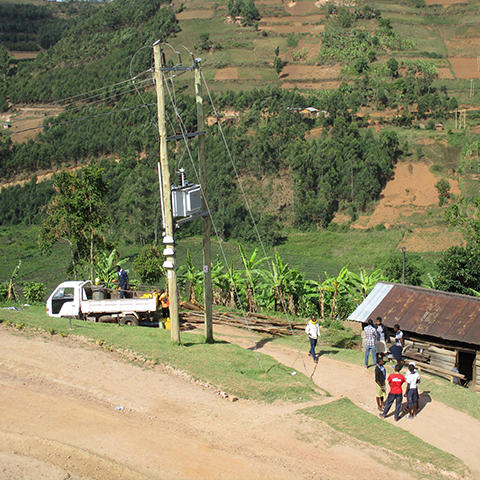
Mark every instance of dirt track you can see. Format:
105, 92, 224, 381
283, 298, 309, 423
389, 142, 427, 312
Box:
0, 324, 478, 480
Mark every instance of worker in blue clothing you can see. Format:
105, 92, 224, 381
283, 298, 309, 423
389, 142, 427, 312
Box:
116, 265, 129, 299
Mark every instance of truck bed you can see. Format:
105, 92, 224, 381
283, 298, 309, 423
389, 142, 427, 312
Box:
80, 297, 157, 315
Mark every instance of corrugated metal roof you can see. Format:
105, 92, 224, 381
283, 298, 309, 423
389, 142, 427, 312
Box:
348, 282, 480, 346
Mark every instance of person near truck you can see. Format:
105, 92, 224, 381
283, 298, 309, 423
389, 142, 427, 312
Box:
159, 289, 170, 318
116, 265, 129, 299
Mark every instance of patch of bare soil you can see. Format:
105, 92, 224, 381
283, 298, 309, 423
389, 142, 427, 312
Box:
1, 325, 477, 480
280, 64, 342, 81
2, 106, 64, 144
281, 80, 341, 90
438, 67, 455, 79
10, 51, 38, 60
287, 1, 321, 14
401, 226, 464, 252
176, 9, 214, 20
449, 57, 480, 80
261, 23, 325, 34
354, 162, 461, 251
214, 67, 238, 81
425, 0, 469, 5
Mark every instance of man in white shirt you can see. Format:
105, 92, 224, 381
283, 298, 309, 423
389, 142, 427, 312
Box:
404, 361, 421, 419
305, 315, 320, 363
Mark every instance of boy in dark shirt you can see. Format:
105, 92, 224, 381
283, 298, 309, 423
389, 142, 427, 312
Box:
375, 357, 387, 411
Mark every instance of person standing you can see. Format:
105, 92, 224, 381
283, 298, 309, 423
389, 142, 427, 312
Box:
159, 289, 170, 318
375, 357, 387, 412
375, 316, 388, 360
364, 319, 378, 369
305, 315, 320, 363
380, 364, 406, 421
115, 265, 129, 299
405, 361, 421, 419
388, 324, 404, 365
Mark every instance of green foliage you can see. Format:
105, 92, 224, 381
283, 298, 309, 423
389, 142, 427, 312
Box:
227, 0, 260, 25
133, 243, 165, 286
444, 197, 480, 246
286, 33, 298, 48
0, 282, 8, 300
435, 178, 451, 206
273, 55, 284, 77
40, 164, 110, 279
7, 0, 179, 104
435, 245, 480, 295
319, 18, 414, 62
23, 282, 46, 303
383, 253, 423, 286
386, 57, 398, 77
94, 249, 128, 288
0, 3, 72, 51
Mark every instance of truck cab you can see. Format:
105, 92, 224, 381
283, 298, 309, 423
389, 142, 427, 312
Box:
46, 281, 89, 318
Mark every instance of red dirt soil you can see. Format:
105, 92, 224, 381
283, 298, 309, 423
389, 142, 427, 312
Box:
0, 324, 478, 480
214, 67, 239, 81
449, 57, 480, 80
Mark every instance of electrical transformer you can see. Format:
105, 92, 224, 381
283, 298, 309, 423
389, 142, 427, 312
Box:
171, 168, 202, 218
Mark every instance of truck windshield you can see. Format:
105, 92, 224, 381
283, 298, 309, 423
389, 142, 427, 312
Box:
53, 288, 74, 299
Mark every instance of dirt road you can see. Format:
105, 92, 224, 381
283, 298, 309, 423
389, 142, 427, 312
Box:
0, 325, 477, 480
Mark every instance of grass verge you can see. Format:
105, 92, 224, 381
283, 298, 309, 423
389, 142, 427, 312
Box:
299, 398, 468, 478
0, 305, 322, 404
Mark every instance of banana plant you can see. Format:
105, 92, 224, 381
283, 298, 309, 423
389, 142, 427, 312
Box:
178, 250, 203, 303
238, 244, 267, 313
93, 248, 127, 288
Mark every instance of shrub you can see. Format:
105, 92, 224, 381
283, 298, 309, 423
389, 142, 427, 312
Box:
23, 282, 46, 303
0, 282, 8, 300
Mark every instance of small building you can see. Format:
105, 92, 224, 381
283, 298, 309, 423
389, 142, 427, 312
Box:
348, 282, 480, 392
2, 123, 11, 129
300, 107, 319, 118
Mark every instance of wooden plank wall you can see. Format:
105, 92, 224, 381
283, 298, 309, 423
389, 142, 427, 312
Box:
476, 353, 480, 393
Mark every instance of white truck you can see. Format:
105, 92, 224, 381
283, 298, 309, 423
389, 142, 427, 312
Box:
46, 280, 158, 326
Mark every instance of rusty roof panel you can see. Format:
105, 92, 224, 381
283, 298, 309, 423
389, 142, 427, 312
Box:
348, 282, 480, 346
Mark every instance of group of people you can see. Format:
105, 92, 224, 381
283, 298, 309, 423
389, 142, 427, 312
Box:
364, 317, 405, 369
306, 314, 422, 421
376, 359, 421, 421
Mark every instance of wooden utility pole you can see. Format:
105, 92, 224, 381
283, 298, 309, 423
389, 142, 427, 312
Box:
195, 60, 213, 342
153, 41, 180, 343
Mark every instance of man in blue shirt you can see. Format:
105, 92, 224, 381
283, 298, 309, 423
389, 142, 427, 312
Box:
116, 265, 129, 299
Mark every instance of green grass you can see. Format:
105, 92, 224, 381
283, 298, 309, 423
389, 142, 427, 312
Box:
299, 398, 468, 478
0, 305, 322, 403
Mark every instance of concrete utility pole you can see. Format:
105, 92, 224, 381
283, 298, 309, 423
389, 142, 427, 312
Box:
402, 247, 406, 285
195, 60, 213, 343
153, 41, 180, 343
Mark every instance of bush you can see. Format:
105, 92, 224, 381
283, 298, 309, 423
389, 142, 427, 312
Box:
23, 282, 46, 303
0, 282, 8, 300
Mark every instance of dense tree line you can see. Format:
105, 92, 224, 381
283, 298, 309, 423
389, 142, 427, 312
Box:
0, 3, 72, 51
7, 0, 178, 104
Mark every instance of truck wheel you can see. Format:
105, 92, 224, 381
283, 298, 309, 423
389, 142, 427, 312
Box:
120, 316, 139, 326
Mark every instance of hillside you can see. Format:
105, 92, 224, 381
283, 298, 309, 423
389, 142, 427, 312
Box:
1, 0, 480, 298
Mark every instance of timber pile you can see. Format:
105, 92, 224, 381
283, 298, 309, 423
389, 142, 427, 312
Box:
179, 301, 304, 336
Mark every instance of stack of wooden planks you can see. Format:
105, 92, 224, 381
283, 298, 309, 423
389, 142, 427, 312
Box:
179, 301, 304, 336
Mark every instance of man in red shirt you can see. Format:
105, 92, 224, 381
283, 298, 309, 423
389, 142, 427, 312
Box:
380, 364, 406, 421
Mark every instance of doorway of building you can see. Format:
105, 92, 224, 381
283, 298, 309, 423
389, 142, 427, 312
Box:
457, 350, 476, 388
